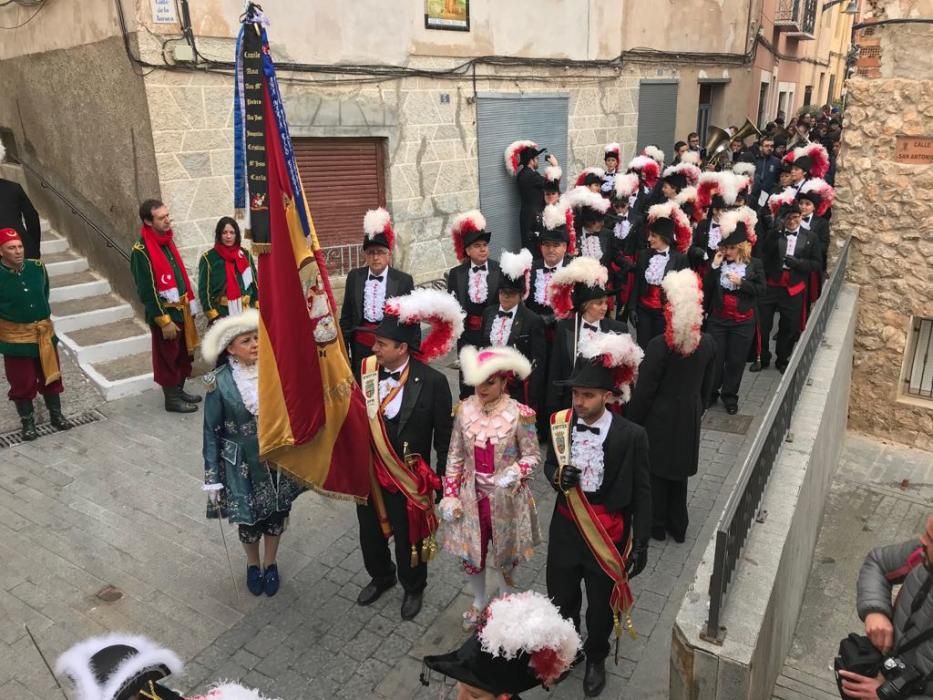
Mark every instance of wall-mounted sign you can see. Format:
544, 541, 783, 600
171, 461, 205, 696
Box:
895, 136, 933, 165
151, 0, 178, 24
425, 0, 469, 31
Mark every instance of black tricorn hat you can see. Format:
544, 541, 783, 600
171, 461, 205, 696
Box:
711, 194, 728, 210
791, 155, 812, 173
663, 172, 687, 191
720, 221, 750, 246
779, 202, 802, 219
573, 282, 615, 310
364, 314, 421, 350
580, 171, 603, 188
555, 355, 620, 394
648, 216, 675, 245
797, 190, 822, 207
543, 178, 561, 194
538, 224, 569, 245
520, 146, 546, 165
423, 635, 542, 695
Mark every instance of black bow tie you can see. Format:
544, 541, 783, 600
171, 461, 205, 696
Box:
784, 230, 798, 237
472, 265, 487, 273
368, 273, 384, 282
544, 266, 557, 273
576, 424, 600, 435
652, 250, 669, 258
497, 310, 514, 319
582, 322, 599, 332
379, 368, 401, 382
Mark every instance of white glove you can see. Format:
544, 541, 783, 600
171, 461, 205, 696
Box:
202, 482, 224, 504
495, 465, 521, 490
438, 496, 463, 523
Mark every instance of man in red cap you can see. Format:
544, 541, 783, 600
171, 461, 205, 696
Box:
0, 227, 72, 440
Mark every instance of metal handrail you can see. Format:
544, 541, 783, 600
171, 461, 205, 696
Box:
18, 158, 130, 262
704, 238, 851, 642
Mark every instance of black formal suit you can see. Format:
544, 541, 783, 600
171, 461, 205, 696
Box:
801, 214, 830, 273
543, 412, 651, 661
758, 227, 823, 368
516, 166, 546, 250
703, 258, 766, 410
525, 257, 572, 319
339, 266, 414, 380
356, 357, 453, 595
481, 302, 547, 411
627, 248, 690, 349
0, 179, 41, 259
545, 317, 628, 415
447, 259, 501, 398
689, 219, 721, 272
627, 333, 715, 539
576, 226, 613, 269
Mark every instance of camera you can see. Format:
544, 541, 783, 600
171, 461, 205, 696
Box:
877, 656, 926, 700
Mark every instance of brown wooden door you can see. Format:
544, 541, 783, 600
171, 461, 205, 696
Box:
292, 137, 387, 250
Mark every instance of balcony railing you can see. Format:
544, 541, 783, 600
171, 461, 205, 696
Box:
774, 0, 817, 38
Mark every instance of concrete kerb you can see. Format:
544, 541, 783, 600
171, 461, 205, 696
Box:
671, 284, 859, 700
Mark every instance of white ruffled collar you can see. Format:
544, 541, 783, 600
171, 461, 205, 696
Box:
229, 358, 259, 416
460, 395, 518, 447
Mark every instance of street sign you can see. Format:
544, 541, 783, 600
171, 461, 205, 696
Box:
895, 136, 933, 165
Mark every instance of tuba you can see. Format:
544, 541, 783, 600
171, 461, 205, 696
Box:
705, 126, 732, 167
732, 117, 762, 144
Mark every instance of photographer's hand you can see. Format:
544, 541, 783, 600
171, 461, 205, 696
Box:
864, 612, 894, 654
837, 669, 884, 699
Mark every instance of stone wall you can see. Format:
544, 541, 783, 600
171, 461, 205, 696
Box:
835, 71, 933, 450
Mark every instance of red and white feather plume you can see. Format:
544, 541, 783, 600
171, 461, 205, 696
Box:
563, 185, 610, 215
478, 592, 582, 690
696, 171, 742, 212
675, 186, 704, 224
613, 172, 641, 201
648, 201, 692, 254
573, 167, 606, 188
661, 269, 704, 357
782, 142, 830, 179
363, 207, 395, 251
500, 248, 534, 300
627, 155, 661, 188
542, 202, 576, 255
680, 150, 701, 166
604, 142, 621, 161
384, 288, 465, 363
448, 210, 487, 262
578, 332, 644, 404
547, 256, 607, 320
544, 165, 562, 184
800, 177, 835, 216
504, 140, 539, 177
663, 162, 701, 187
768, 186, 798, 217
718, 206, 759, 247
642, 145, 665, 165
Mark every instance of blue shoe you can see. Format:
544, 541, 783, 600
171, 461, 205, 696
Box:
246, 565, 263, 596
263, 563, 280, 596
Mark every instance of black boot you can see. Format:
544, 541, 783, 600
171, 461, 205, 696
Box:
583, 657, 607, 697
163, 387, 198, 414
43, 394, 73, 431
178, 380, 202, 404
14, 400, 38, 441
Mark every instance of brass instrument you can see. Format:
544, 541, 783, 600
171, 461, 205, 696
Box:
705, 118, 762, 168
732, 117, 762, 144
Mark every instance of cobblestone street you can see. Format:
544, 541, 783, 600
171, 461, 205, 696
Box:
0, 361, 780, 699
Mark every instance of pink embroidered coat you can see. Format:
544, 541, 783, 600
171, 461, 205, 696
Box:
441, 395, 541, 573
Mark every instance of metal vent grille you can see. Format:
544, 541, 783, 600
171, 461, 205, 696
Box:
0, 409, 106, 448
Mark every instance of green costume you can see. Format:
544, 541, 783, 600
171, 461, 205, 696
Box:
0, 260, 57, 357
197, 247, 259, 321
130, 240, 190, 328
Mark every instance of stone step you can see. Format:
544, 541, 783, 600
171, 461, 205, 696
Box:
40, 236, 68, 255
83, 352, 155, 401
59, 318, 150, 363
48, 270, 111, 302
51, 293, 134, 333
44, 251, 89, 277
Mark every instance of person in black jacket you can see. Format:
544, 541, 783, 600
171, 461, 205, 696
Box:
505, 140, 559, 251
628, 215, 690, 349
758, 203, 824, 372
447, 210, 501, 398
481, 248, 547, 413
567, 186, 612, 266
339, 208, 414, 381
354, 302, 454, 621
703, 214, 766, 415
0, 146, 42, 260
544, 332, 650, 698
690, 196, 726, 274
628, 270, 715, 543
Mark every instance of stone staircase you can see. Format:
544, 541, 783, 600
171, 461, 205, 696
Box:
43, 219, 155, 400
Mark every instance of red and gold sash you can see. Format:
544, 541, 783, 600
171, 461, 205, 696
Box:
361, 355, 440, 566
550, 408, 637, 646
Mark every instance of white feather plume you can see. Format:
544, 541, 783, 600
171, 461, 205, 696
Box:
449, 209, 487, 236
500, 248, 533, 281
202, 683, 284, 700
542, 202, 569, 230
732, 162, 756, 178
613, 172, 641, 200
718, 205, 759, 237
675, 185, 698, 206
504, 140, 538, 176
699, 171, 740, 206
550, 255, 607, 289
460, 345, 532, 386
544, 165, 562, 183
604, 142, 621, 157
200, 309, 260, 365
578, 331, 644, 403
643, 145, 665, 164
661, 269, 703, 356
680, 150, 701, 165
562, 186, 609, 214
363, 207, 391, 237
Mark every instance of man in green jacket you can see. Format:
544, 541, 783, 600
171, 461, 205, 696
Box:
0, 228, 72, 440
130, 199, 201, 413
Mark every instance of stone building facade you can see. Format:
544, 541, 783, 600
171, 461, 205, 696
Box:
835, 0, 933, 450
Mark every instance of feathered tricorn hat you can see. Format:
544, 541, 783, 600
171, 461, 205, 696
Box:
460, 345, 532, 387
718, 206, 759, 247
783, 142, 830, 179
642, 145, 666, 166
664, 162, 701, 188
540, 201, 576, 254
543, 165, 563, 194
613, 172, 641, 203
662, 269, 704, 357
55, 634, 184, 700
498, 248, 534, 297
648, 202, 692, 254
799, 177, 835, 217
627, 154, 661, 189
423, 591, 582, 694
604, 142, 621, 162
504, 140, 544, 177
768, 186, 799, 217
449, 210, 490, 262
574, 167, 606, 189
547, 256, 610, 319
558, 332, 644, 403
680, 150, 701, 166
563, 185, 610, 219
362, 207, 395, 251
696, 171, 742, 213
731, 162, 756, 179
383, 288, 465, 363
675, 186, 703, 224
